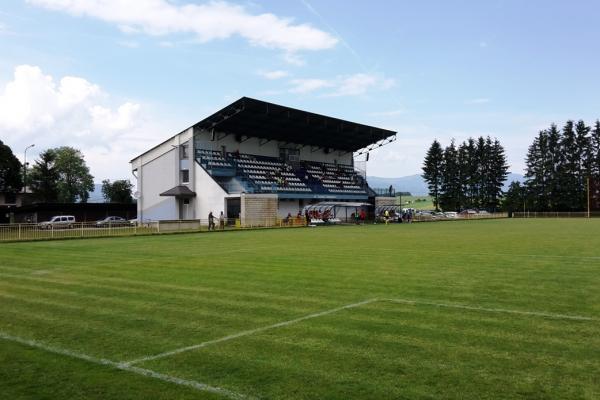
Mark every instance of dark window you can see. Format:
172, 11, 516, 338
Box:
180, 143, 189, 159
181, 169, 190, 183
183, 198, 190, 205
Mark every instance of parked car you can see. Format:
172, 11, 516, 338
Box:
39, 215, 76, 229
444, 211, 458, 218
459, 209, 478, 217
96, 216, 130, 227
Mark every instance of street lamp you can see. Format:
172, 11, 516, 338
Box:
23, 144, 35, 193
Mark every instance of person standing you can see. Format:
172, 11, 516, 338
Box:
208, 211, 215, 231
219, 211, 225, 230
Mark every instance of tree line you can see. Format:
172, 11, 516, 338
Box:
504, 120, 600, 212
0, 141, 132, 204
422, 136, 509, 212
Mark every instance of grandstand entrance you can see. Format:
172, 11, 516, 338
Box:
226, 198, 241, 219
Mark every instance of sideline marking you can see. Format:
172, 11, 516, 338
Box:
385, 298, 595, 321
0, 332, 250, 400
126, 297, 594, 366
124, 298, 379, 366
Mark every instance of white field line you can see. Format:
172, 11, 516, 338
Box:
124, 298, 379, 366
0, 332, 251, 400
385, 298, 595, 321
377, 248, 600, 261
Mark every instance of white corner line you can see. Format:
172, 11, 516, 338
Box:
0, 332, 251, 400
384, 298, 595, 321
124, 298, 380, 366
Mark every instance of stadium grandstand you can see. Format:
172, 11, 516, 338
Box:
131, 97, 396, 225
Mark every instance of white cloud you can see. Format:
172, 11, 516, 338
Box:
0, 65, 165, 180
288, 78, 332, 94
258, 70, 289, 80
465, 98, 491, 105
288, 73, 395, 96
27, 0, 338, 53
282, 52, 306, 66
117, 39, 140, 48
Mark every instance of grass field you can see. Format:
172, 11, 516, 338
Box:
1, 219, 599, 399
399, 195, 434, 210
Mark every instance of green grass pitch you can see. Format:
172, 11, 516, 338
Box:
1, 219, 599, 399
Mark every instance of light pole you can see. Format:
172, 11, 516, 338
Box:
23, 144, 35, 193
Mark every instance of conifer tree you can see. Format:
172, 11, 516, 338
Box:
422, 140, 444, 210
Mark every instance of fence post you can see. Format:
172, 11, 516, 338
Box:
81, 222, 84, 237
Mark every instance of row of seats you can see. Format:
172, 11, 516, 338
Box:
196, 148, 367, 195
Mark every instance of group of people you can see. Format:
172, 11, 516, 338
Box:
351, 209, 367, 224
377, 209, 413, 224
207, 211, 226, 230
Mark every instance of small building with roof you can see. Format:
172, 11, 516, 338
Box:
130, 97, 396, 224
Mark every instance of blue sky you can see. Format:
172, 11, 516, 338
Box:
1, 0, 599, 181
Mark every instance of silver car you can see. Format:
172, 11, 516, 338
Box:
39, 215, 76, 229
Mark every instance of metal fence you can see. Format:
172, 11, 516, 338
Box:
406, 212, 508, 223
513, 211, 600, 218
0, 221, 159, 242
0, 213, 508, 243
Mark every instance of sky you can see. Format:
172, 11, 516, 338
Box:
1, 0, 600, 182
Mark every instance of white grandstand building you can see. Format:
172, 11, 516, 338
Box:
130, 97, 396, 224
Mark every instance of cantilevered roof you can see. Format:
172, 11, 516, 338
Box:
160, 185, 196, 198
193, 97, 396, 152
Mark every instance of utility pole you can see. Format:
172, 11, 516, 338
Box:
23, 144, 35, 193
587, 176, 591, 219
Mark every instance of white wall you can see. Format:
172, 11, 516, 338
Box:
193, 129, 353, 165
137, 149, 178, 221
277, 199, 301, 217
131, 128, 196, 221
194, 162, 227, 220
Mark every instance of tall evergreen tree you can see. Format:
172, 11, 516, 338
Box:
558, 120, 579, 210
486, 138, 509, 211
591, 120, 600, 177
29, 150, 60, 203
524, 132, 548, 211
439, 141, 461, 211
502, 181, 525, 214
545, 124, 562, 210
575, 120, 591, 209
459, 138, 477, 209
422, 140, 444, 210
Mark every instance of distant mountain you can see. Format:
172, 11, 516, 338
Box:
88, 184, 104, 203
367, 173, 525, 196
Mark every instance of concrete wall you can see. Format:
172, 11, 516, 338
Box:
375, 197, 396, 207
240, 193, 278, 227
193, 129, 354, 165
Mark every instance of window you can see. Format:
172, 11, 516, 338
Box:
280, 147, 300, 162
180, 143, 189, 159
181, 169, 190, 183
183, 198, 190, 205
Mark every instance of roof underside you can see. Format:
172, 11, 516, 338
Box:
193, 97, 396, 152
160, 185, 196, 198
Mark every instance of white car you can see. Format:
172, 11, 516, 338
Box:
444, 212, 458, 218
39, 215, 76, 229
